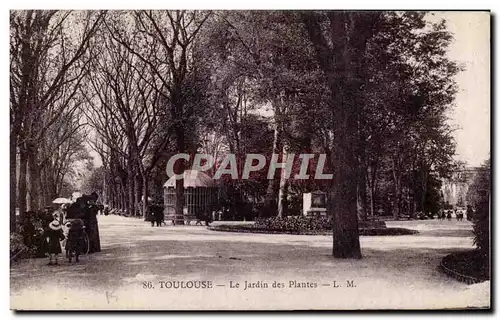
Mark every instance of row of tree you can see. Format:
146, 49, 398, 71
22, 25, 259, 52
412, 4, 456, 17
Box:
10, 11, 105, 230
12, 10, 461, 258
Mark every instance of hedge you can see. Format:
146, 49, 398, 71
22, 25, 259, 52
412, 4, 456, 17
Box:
208, 224, 418, 236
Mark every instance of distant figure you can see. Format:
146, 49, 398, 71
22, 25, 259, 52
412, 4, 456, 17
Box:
43, 220, 65, 266
446, 211, 452, 221
150, 204, 164, 227
150, 208, 157, 227
437, 210, 444, 221
466, 205, 474, 221
456, 210, 464, 222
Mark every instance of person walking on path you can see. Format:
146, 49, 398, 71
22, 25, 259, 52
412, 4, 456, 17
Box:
150, 204, 164, 227
85, 192, 102, 253
43, 220, 65, 266
466, 205, 474, 221
66, 219, 85, 263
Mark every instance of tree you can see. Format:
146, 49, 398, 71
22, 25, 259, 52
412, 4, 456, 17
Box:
39, 122, 92, 203
81, 166, 106, 195
106, 10, 212, 223
82, 19, 170, 217
302, 12, 382, 258
205, 11, 326, 217
10, 10, 104, 228
361, 13, 459, 219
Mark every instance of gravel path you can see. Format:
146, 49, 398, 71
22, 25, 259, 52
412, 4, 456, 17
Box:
10, 216, 490, 310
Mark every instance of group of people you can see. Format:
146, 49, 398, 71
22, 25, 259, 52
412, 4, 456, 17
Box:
149, 205, 214, 227
35, 192, 102, 266
98, 203, 213, 227
43, 218, 86, 265
437, 205, 474, 222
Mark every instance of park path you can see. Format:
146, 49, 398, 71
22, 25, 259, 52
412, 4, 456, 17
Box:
10, 215, 489, 310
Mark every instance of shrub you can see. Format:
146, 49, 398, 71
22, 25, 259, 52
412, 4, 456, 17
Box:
13, 210, 48, 259
209, 215, 418, 235
359, 228, 418, 236
254, 216, 389, 232
209, 223, 417, 236
10, 232, 30, 260
467, 159, 490, 257
255, 216, 333, 232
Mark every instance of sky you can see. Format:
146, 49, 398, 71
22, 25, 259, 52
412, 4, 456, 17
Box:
432, 12, 490, 167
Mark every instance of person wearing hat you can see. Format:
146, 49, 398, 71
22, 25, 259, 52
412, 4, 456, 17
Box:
43, 219, 65, 266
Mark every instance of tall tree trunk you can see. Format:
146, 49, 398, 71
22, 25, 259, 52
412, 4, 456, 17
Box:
121, 183, 127, 212
46, 167, 53, 205
391, 158, 401, 219
277, 181, 289, 218
369, 185, 375, 217
27, 143, 43, 210
28, 148, 34, 210
277, 146, 288, 217
128, 178, 134, 216
40, 167, 48, 205
420, 166, 427, 213
118, 182, 121, 210
368, 162, 378, 217
302, 11, 376, 259
357, 182, 366, 221
174, 120, 185, 225
357, 165, 368, 221
109, 183, 113, 207
357, 104, 368, 221
142, 174, 149, 221
410, 195, 415, 218
110, 182, 115, 208
264, 114, 282, 217
330, 90, 362, 258
10, 132, 18, 231
117, 183, 122, 210
134, 173, 141, 217
103, 174, 107, 205
127, 156, 134, 216
18, 147, 28, 220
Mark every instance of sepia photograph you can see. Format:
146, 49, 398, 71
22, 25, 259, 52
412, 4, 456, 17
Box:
8, 9, 491, 310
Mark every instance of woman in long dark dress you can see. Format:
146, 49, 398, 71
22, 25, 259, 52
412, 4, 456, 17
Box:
43, 220, 65, 265
84, 193, 101, 253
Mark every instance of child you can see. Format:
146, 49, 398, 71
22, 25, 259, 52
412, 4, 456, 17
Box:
44, 220, 65, 266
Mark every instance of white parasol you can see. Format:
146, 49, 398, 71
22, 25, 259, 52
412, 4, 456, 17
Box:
52, 197, 72, 204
